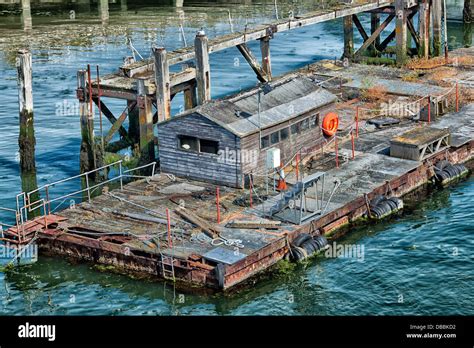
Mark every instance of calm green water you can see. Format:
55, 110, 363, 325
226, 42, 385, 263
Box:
0, 0, 472, 315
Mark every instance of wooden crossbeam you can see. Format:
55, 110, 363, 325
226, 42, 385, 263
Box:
407, 17, 421, 50
379, 29, 396, 51
378, 11, 416, 53
105, 101, 136, 143
92, 97, 131, 144
354, 14, 395, 57
237, 43, 268, 83
352, 14, 369, 42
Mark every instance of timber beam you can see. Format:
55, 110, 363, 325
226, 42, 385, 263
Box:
237, 43, 268, 83
92, 97, 131, 144
354, 14, 395, 57
104, 101, 136, 144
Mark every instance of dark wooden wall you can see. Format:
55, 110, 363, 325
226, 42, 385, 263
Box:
157, 113, 243, 187
240, 103, 335, 179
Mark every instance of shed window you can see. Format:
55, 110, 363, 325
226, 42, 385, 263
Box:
200, 139, 219, 154
261, 135, 270, 149
291, 123, 299, 135
310, 114, 319, 128
178, 136, 199, 152
280, 127, 289, 141
270, 131, 280, 145
300, 118, 309, 131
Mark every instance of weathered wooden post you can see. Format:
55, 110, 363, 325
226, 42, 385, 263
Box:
21, 0, 32, 31
153, 47, 171, 122
99, 0, 109, 23
137, 78, 155, 165
343, 15, 354, 59
195, 31, 211, 105
418, 0, 430, 58
184, 82, 197, 110
395, 0, 408, 66
260, 36, 272, 81
78, 69, 97, 175
432, 0, 443, 56
370, 13, 380, 56
120, 0, 127, 12
16, 49, 39, 200
464, 0, 473, 23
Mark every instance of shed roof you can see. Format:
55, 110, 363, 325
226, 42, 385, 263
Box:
159, 75, 337, 138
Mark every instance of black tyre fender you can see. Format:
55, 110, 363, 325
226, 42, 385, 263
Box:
292, 233, 312, 248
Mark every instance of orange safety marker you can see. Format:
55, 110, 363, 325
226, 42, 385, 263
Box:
166, 208, 172, 248
351, 130, 355, 160
277, 162, 287, 191
216, 187, 221, 224
455, 82, 459, 112
87, 64, 93, 115
355, 106, 359, 138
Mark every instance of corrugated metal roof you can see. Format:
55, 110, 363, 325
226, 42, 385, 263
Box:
166, 75, 337, 138
343, 76, 448, 97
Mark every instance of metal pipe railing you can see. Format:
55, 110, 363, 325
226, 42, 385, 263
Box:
1, 161, 157, 242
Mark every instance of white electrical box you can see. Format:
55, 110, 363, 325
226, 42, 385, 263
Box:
266, 148, 280, 169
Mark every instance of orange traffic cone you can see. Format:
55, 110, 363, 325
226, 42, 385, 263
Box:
277, 163, 287, 191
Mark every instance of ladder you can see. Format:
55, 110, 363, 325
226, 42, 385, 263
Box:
160, 253, 176, 282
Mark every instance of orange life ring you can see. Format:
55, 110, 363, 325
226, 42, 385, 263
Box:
322, 112, 339, 136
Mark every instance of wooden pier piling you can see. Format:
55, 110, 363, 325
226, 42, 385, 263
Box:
465, 0, 473, 23
153, 47, 171, 122
99, 0, 109, 23
137, 78, 155, 164
260, 36, 272, 81
21, 0, 32, 31
432, 0, 443, 56
78, 69, 97, 176
370, 13, 380, 56
418, 0, 430, 58
17, 49, 39, 205
17, 49, 36, 173
395, 0, 408, 66
195, 31, 211, 105
343, 15, 354, 59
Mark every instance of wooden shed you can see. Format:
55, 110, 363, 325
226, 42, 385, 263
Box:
156, 75, 338, 188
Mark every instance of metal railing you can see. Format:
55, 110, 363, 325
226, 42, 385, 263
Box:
0, 161, 157, 243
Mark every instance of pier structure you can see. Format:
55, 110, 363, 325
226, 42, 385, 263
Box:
77, 0, 452, 175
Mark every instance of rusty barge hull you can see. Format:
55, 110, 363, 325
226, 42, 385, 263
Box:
34, 109, 473, 291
